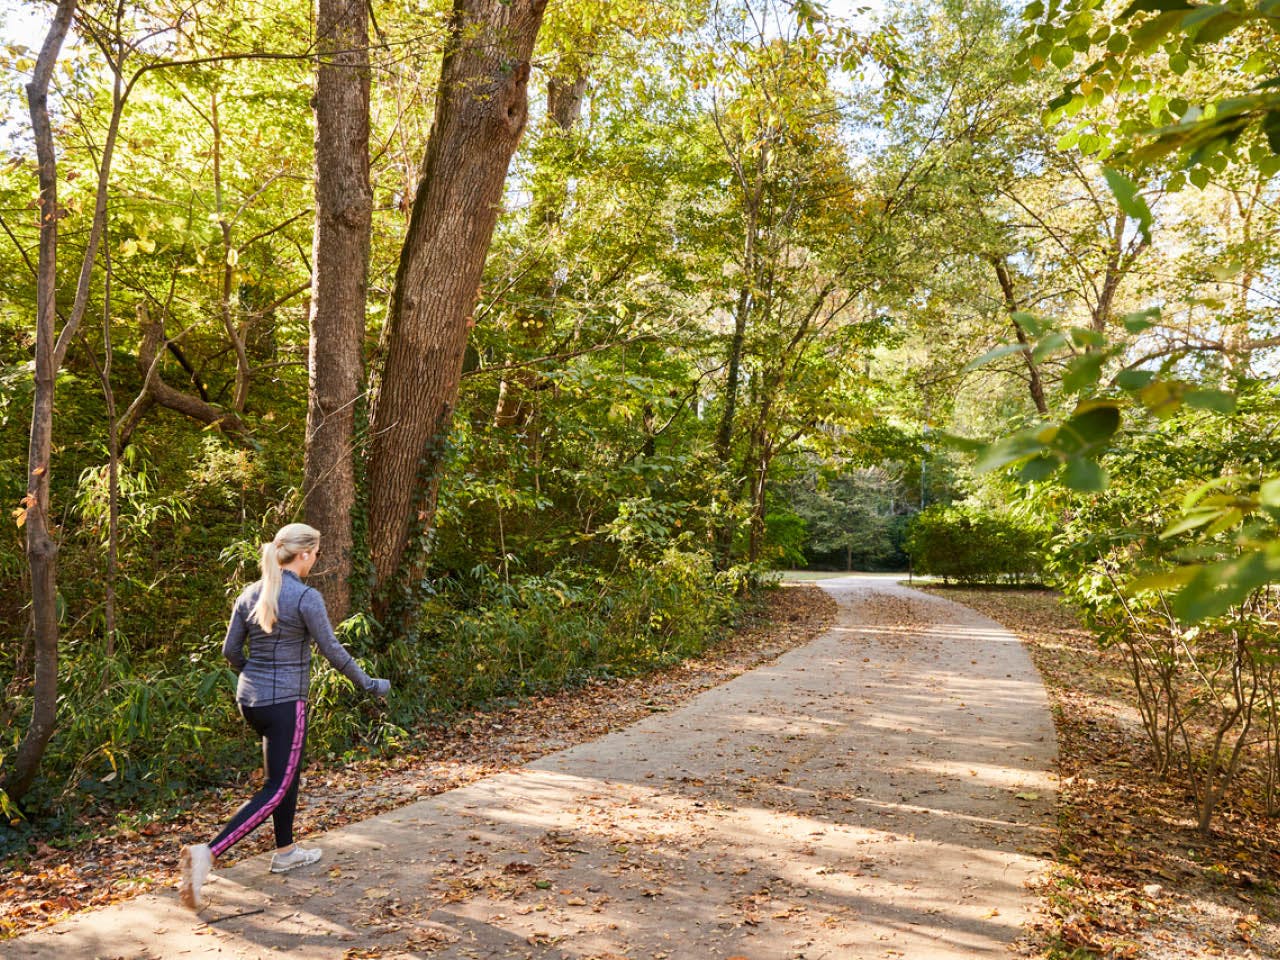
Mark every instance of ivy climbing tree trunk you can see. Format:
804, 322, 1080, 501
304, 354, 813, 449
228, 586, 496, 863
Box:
303, 0, 372, 622
5, 0, 77, 805
367, 0, 548, 609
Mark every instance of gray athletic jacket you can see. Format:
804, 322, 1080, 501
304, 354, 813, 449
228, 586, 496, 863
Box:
223, 570, 383, 706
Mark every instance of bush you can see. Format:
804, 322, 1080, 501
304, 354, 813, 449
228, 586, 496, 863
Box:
1038, 395, 1280, 831
371, 546, 744, 715
905, 503, 1045, 585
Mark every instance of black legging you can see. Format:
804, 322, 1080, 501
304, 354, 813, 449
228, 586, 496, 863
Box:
209, 700, 308, 857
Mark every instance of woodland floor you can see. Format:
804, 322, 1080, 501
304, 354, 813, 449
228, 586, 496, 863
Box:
0, 584, 837, 942
920, 586, 1280, 960
7, 579, 1266, 959
4, 575, 1058, 959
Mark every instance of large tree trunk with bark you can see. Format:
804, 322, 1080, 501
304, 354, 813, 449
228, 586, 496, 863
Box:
5, 0, 76, 805
303, 0, 372, 622
367, 0, 547, 605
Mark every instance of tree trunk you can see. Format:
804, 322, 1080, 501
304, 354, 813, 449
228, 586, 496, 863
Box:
991, 257, 1049, 416
712, 193, 760, 568
367, 0, 548, 604
5, 0, 76, 805
303, 0, 372, 623
746, 447, 771, 564
118, 304, 247, 447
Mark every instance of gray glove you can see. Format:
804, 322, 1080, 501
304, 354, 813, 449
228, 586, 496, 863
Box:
369, 677, 391, 699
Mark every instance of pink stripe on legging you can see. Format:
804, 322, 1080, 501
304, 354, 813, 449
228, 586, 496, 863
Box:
211, 700, 306, 858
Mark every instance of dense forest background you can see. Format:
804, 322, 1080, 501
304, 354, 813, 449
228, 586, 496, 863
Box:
1, 0, 1277, 849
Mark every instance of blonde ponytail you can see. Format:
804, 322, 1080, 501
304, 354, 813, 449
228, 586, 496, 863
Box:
251, 523, 320, 633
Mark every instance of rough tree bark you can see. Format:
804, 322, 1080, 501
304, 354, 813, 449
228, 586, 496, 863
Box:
5, 0, 78, 805
367, 0, 548, 602
303, 0, 372, 622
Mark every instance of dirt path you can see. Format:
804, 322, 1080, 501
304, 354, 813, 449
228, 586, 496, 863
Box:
7, 576, 1058, 960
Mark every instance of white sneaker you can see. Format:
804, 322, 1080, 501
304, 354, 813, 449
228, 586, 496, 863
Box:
270, 845, 323, 873
178, 843, 212, 910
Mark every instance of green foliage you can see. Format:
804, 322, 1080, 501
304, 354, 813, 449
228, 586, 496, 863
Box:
350, 548, 744, 716
1035, 394, 1280, 827
1022, 0, 1280, 181
780, 466, 911, 571
905, 503, 1047, 585
2, 0, 1277, 864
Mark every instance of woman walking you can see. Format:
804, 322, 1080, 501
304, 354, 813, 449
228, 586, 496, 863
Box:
178, 523, 390, 910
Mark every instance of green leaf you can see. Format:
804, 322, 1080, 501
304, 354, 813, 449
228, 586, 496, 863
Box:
1103, 167, 1153, 243
1069, 327, 1107, 349
1062, 404, 1122, 446
939, 432, 987, 454
1189, 165, 1211, 189
1203, 507, 1244, 538
1260, 477, 1280, 508
1031, 331, 1068, 362
1115, 369, 1155, 390
1130, 10, 1190, 51
1062, 457, 1108, 492
1019, 455, 1059, 482
1138, 379, 1185, 418
1171, 550, 1279, 622
975, 430, 1047, 474
1062, 351, 1108, 393
1183, 388, 1236, 413
1263, 109, 1280, 154
1181, 474, 1237, 511
1162, 508, 1225, 538
1128, 566, 1199, 594
1051, 45, 1074, 69
1121, 308, 1160, 333
1012, 311, 1047, 336
964, 343, 1028, 372
1190, 11, 1245, 45
1120, 0, 1195, 16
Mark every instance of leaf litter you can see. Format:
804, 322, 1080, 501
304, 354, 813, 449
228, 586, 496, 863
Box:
922, 586, 1280, 960
0, 584, 835, 942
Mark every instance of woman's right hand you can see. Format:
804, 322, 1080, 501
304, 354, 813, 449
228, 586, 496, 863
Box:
370, 678, 391, 699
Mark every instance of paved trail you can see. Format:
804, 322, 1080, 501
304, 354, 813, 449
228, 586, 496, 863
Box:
8, 576, 1058, 960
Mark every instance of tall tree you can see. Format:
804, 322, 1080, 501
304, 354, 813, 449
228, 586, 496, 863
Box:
6, 0, 79, 804
366, 0, 548, 606
303, 0, 373, 621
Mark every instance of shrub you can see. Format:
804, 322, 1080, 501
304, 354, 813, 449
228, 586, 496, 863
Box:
905, 503, 1045, 585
